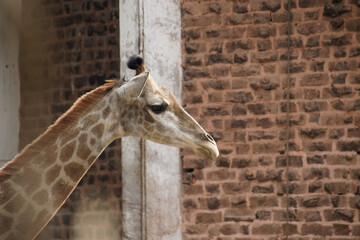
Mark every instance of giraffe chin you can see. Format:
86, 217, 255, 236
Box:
194, 144, 219, 159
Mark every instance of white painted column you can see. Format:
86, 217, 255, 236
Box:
0, 0, 21, 167
120, 0, 182, 239
142, 0, 182, 239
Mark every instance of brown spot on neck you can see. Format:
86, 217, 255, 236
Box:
77, 134, 92, 160
91, 124, 105, 138
51, 179, 72, 208
102, 106, 111, 119
64, 162, 85, 182
60, 140, 76, 163
33, 189, 48, 205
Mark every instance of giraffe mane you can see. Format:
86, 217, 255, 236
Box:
0, 80, 117, 182
50, 80, 117, 133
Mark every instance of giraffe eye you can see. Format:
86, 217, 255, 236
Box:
149, 104, 167, 114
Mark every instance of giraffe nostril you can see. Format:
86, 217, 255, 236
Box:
202, 133, 215, 144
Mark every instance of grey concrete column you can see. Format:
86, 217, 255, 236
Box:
0, 0, 21, 167
120, 0, 182, 239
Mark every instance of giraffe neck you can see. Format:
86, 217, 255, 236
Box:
0, 84, 124, 239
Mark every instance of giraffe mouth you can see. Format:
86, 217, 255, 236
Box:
195, 142, 219, 158
175, 134, 219, 158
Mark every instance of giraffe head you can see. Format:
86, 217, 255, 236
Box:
116, 56, 219, 158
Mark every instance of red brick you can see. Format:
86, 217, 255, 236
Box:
254, 12, 271, 24
251, 51, 278, 63
333, 224, 351, 236
220, 224, 238, 235
322, 33, 352, 46
250, 0, 281, 12
326, 153, 357, 165
185, 224, 207, 235
301, 224, 332, 236
256, 210, 271, 220
280, 61, 307, 74
184, 185, 204, 195
226, 39, 254, 52
297, 22, 327, 35
231, 65, 260, 77
196, 212, 222, 224
328, 60, 358, 71
183, 15, 219, 27
252, 142, 282, 154
247, 25, 276, 38
324, 209, 354, 222
252, 224, 282, 235
345, 18, 360, 32
206, 169, 233, 181
222, 182, 251, 194
257, 39, 272, 51
300, 128, 326, 139
324, 182, 351, 194
302, 195, 330, 208
275, 37, 303, 48
249, 196, 278, 208
273, 209, 299, 221
201, 1, 231, 15
305, 211, 322, 222
300, 73, 329, 86
227, 13, 253, 25
224, 209, 254, 222
225, 91, 253, 103
230, 196, 247, 208
337, 140, 360, 152
276, 156, 303, 167
252, 184, 274, 194
305, 10, 319, 20
233, 2, 248, 13
354, 225, 360, 236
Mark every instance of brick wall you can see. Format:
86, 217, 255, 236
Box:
181, 0, 360, 239
18, 0, 122, 239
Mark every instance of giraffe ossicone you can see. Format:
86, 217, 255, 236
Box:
0, 55, 218, 239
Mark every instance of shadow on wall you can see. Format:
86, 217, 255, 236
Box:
18, 0, 122, 239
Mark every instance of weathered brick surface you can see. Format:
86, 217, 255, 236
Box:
19, 0, 121, 239
181, 0, 360, 239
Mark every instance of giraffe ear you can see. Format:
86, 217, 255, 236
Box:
118, 72, 150, 100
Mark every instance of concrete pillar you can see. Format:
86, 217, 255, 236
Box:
0, 0, 21, 167
120, 0, 182, 239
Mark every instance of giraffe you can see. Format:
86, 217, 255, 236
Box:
0, 55, 218, 239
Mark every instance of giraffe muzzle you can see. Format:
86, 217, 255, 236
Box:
194, 132, 219, 158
